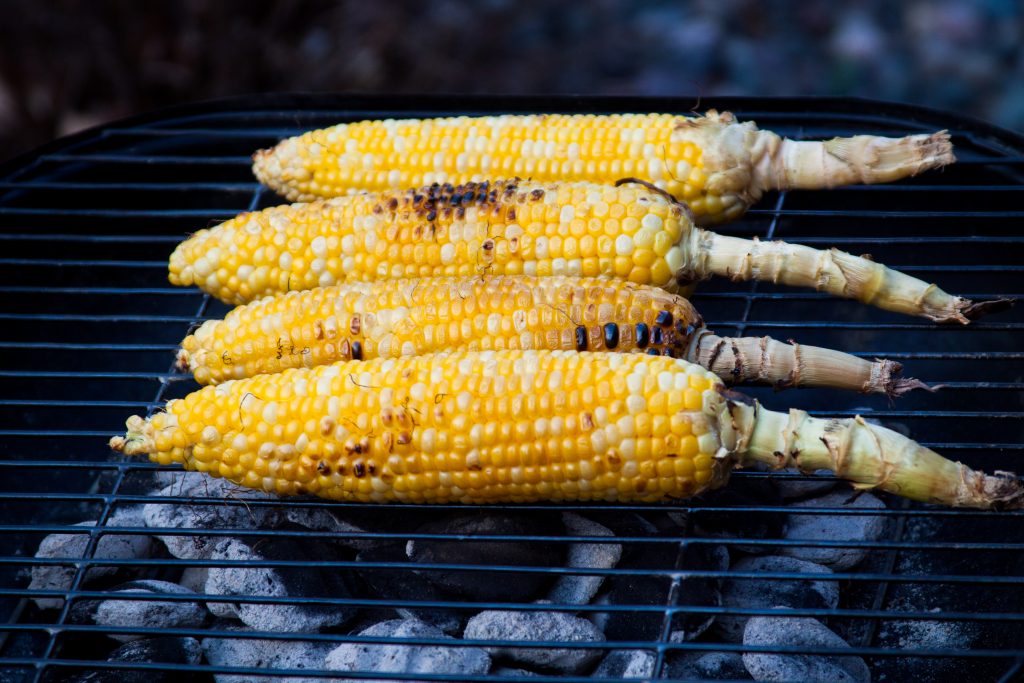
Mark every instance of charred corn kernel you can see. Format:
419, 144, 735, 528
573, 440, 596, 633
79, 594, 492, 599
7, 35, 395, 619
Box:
253, 111, 955, 225
112, 350, 1024, 510
171, 179, 995, 325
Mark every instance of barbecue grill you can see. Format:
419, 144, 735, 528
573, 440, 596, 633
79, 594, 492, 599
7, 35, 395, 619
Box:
0, 95, 1021, 683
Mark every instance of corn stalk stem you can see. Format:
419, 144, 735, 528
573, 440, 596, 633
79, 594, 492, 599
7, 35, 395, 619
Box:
727, 401, 1024, 510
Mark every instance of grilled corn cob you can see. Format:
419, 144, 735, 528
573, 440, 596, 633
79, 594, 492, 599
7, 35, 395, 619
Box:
170, 179, 1004, 323
178, 275, 918, 397
111, 350, 1022, 509
252, 111, 955, 226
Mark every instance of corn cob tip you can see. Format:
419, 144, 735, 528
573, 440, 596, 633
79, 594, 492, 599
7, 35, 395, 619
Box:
109, 415, 154, 457
964, 470, 1024, 511
175, 348, 191, 372
959, 296, 1015, 323
887, 373, 934, 399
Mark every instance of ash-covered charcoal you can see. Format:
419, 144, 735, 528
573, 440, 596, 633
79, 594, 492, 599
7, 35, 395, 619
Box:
323, 618, 490, 681
463, 608, 604, 674
406, 512, 565, 602
204, 536, 356, 632
179, 567, 208, 593
202, 621, 335, 683
743, 615, 870, 683
491, 666, 541, 677
91, 580, 208, 643
546, 513, 622, 606
661, 651, 750, 680
355, 543, 464, 634
142, 472, 276, 560
30, 507, 155, 610
715, 556, 838, 642
692, 479, 787, 554
600, 541, 726, 643
774, 468, 838, 501
780, 489, 887, 570
592, 648, 657, 679
73, 637, 202, 683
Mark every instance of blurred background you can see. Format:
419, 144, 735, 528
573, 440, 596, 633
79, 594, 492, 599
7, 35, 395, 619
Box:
2, 0, 1023, 161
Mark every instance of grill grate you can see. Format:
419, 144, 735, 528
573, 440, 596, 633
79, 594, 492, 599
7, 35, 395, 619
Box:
0, 95, 1022, 682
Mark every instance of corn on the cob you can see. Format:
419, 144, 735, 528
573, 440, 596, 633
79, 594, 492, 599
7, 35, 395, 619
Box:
178, 275, 918, 397
111, 350, 1022, 509
252, 111, 955, 226
170, 179, 1005, 323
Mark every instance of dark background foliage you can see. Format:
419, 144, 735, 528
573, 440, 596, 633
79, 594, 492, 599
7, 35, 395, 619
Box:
2, 0, 1022, 160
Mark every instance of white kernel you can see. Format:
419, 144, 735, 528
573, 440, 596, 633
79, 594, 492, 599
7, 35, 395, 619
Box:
244, 219, 261, 235
201, 426, 219, 444
567, 142, 580, 160
614, 235, 634, 256
295, 433, 309, 453
261, 402, 278, 424
547, 371, 563, 392
621, 460, 638, 478
470, 424, 483, 447
279, 252, 293, 271
604, 424, 621, 445
456, 153, 468, 173
410, 382, 427, 402
594, 406, 609, 427
550, 416, 564, 436
192, 257, 212, 278
534, 418, 549, 437
440, 243, 456, 264
457, 391, 473, 411
698, 433, 718, 454
559, 205, 575, 224
619, 438, 637, 459
617, 415, 636, 438
401, 341, 416, 356
626, 394, 646, 415
647, 158, 663, 181
523, 261, 538, 277
665, 246, 685, 273
566, 259, 582, 276
658, 371, 674, 392
626, 373, 644, 393
590, 430, 609, 454
318, 272, 336, 287
641, 213, 663, 231
487, 313, 501, 336
420, 428, 437, 453
534, 237, 549, 259
231, 434, 247, 451
387, 169, 401, 186
675, 161, 692, 180
551, 258, 567, 275
311, 236, 327, 257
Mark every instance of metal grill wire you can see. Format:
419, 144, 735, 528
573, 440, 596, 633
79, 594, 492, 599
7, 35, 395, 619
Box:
0, 96, 1021, 682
